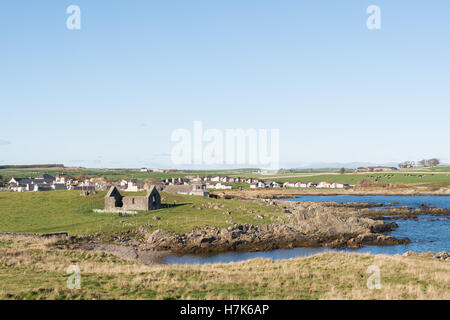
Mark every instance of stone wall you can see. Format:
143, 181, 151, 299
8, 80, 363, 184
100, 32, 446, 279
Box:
122, 196, 150, 211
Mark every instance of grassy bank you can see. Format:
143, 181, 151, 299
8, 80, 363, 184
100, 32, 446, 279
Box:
0, 236, 448, 300
0, 191, 284, 235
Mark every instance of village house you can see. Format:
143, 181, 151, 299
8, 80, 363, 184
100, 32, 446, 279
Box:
192, 176, 203, 183
283, 182, 298, 188
55, 174, 73, 185
8, 177, 32, 187
125, 181, 139, 192
356, 166, 397, 173
164, 177, 186, 185
189, 183, 210, 197
8, 174, 60, 192
207, 182, 232, 190
331, 182, 350, 189
250, 181, 267, 189
266, 181, 281, 188
317, 181, 332, 188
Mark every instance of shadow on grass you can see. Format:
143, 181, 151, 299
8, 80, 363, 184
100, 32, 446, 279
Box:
161, 202, 192, 209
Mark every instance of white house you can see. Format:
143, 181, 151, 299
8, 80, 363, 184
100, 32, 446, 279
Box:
257, 181, 267, 188
215, 183, 232, 190
332, 182, 349, 189
126, 181, 139, 192
206, 183, 232, 190
317, 181, 332, 189
296, 182, 309, 188
283, 182, 296, 188
267, 181, 281, 188
190, 183, 210, 197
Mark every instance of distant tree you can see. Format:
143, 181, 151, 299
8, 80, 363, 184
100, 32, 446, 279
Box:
418, 159, 427, 167
428, 158, 440, 167
76, 173, 85, 181
0, 175, 3, 186
339, 168, 346, 175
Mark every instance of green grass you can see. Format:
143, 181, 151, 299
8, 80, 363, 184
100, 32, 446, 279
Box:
1, 236, 449, 300
274, 172, 450, 186
0, 191, 283, 235
403, 166, 450, 173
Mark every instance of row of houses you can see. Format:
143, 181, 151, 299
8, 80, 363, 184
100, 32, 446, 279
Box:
5, 172, 351, 194
201, 179, 350, 190
355, 166, 397, 173
7, 174, 104, 192
250, 181, 350, 189
162, 176, 263, 188
195, 176, 261, 184
283, 181, 350, 189
250, 181, 281, 189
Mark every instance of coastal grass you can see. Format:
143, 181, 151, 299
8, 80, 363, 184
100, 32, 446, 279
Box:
0, 191, 284, 236
0, 236, 448, 300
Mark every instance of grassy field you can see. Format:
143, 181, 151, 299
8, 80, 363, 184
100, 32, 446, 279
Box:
274, 172, 450, 186
2, 167, 450, 188
0, 168, 259, 180
0, 235, 448, 299
0, 191, 284, 235
404, 166, 450, 173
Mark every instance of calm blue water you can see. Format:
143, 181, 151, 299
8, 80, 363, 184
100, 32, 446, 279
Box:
164, 195, 450, 265
285, 195, 450, 209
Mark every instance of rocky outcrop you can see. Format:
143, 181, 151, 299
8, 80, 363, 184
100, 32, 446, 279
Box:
360, 203, 450, 220
403, 251, 449, 261
145, 200, 410, 253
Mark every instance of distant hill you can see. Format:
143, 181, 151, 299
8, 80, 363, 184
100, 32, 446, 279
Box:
283, 162, 400, 170
0, 164, 65, 169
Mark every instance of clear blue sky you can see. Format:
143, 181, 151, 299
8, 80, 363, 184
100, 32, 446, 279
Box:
1, 0, 449, 168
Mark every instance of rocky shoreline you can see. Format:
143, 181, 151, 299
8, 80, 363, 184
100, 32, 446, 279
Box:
143, 200, 411, 254
143, 199, 449, 254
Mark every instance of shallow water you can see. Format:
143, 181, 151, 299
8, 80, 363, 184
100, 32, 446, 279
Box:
164, 195, 450, 265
